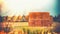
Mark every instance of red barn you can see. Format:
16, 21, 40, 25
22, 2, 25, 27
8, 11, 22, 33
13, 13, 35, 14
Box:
29, 12, 53, 27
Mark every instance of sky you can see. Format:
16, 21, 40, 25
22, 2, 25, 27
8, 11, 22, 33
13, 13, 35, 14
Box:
0, 0, 58, 16
57, 0, 60, 15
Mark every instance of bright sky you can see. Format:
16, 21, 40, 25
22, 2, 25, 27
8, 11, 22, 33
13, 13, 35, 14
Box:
1, 0, 56, 16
